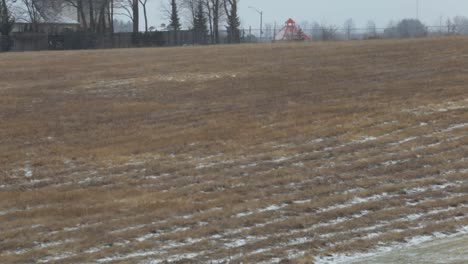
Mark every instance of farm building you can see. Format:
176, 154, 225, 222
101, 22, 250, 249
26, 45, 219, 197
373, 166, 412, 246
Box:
10, 0, 111, 34
11, 1, 79, 34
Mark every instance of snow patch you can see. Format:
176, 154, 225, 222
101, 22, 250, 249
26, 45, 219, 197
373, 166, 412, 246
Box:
315, 225, 468, 264
318, 193, 393, 213
24, 164, 33, 177
236, 211, 253, 218
271, 157, 290, 163
225, 238, 247, 248
389, 136, 418, 146
355, 136, 378, 143
258, 204, 287, 212
294, 199, 312, 204
441, 122, 468, 132
37, 252, 74, 263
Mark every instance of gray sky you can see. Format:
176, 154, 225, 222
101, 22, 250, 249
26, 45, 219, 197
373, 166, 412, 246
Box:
137, 0, 468, 30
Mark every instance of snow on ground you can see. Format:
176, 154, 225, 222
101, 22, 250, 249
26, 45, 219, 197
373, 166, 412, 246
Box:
389, 136, 418, 146
24, 163, 33, 177
37, 252, 75, 263
317, 193, 394, 213
355, 136, 378, 143
315, 226, 468, 264
3, 105, 467, 263
441, 122, 468, 133
258, 204, 288, 212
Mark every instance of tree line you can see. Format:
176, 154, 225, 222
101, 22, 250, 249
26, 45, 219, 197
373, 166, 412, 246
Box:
3, 0, 468, 48
0, 0, 241, 44
291, 16, 468, 41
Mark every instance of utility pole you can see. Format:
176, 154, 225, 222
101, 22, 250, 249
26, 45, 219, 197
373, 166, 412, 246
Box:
248, 6, 263, 41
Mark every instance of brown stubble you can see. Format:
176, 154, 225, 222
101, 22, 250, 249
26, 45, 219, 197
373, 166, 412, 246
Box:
0, 37, 467, 263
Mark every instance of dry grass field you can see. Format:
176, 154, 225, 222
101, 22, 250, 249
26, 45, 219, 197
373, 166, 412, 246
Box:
1, 37, 467, 263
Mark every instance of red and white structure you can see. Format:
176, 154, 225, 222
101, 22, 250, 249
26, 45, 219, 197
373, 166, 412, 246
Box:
274, 18, 310, 41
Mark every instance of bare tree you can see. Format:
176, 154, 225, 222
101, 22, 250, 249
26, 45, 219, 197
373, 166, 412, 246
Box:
114, 0, 139, 32
113, 18, 132, 32
310, 21, 321, 40
203, 0, 212, 42
343, 18, 355, 40
63, 0, 87, 30
14, 0, 113, 35
62, 0, 111, 32
320, 23, 337, 41
0, 0, 14, 51
132, 0, 138, 32
86, 0, 111, 33
446, 18, 455, 35
108, 0, 115, 32
19, 0, 42, 32
114, 0, 143, 33
15, 0, 64, 31
300, 20, 309, 32
180, 0, 197, 27
366, 20, 377, 38
384, 20, 398, 38
138, 0, 149, 32
223, 0, 239, 43
204, 0, 222, 43
435, 16, 444, 36
96, 0, 112, 32
0, 0, 14, 36
452, 16, 468, 35
114, 0, 132, 19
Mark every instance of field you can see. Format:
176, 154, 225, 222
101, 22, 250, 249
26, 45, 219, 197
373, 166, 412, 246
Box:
1, 37, 467, 263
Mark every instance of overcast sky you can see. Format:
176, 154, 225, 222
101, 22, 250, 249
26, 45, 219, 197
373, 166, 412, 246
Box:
134, 0, 468, 30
